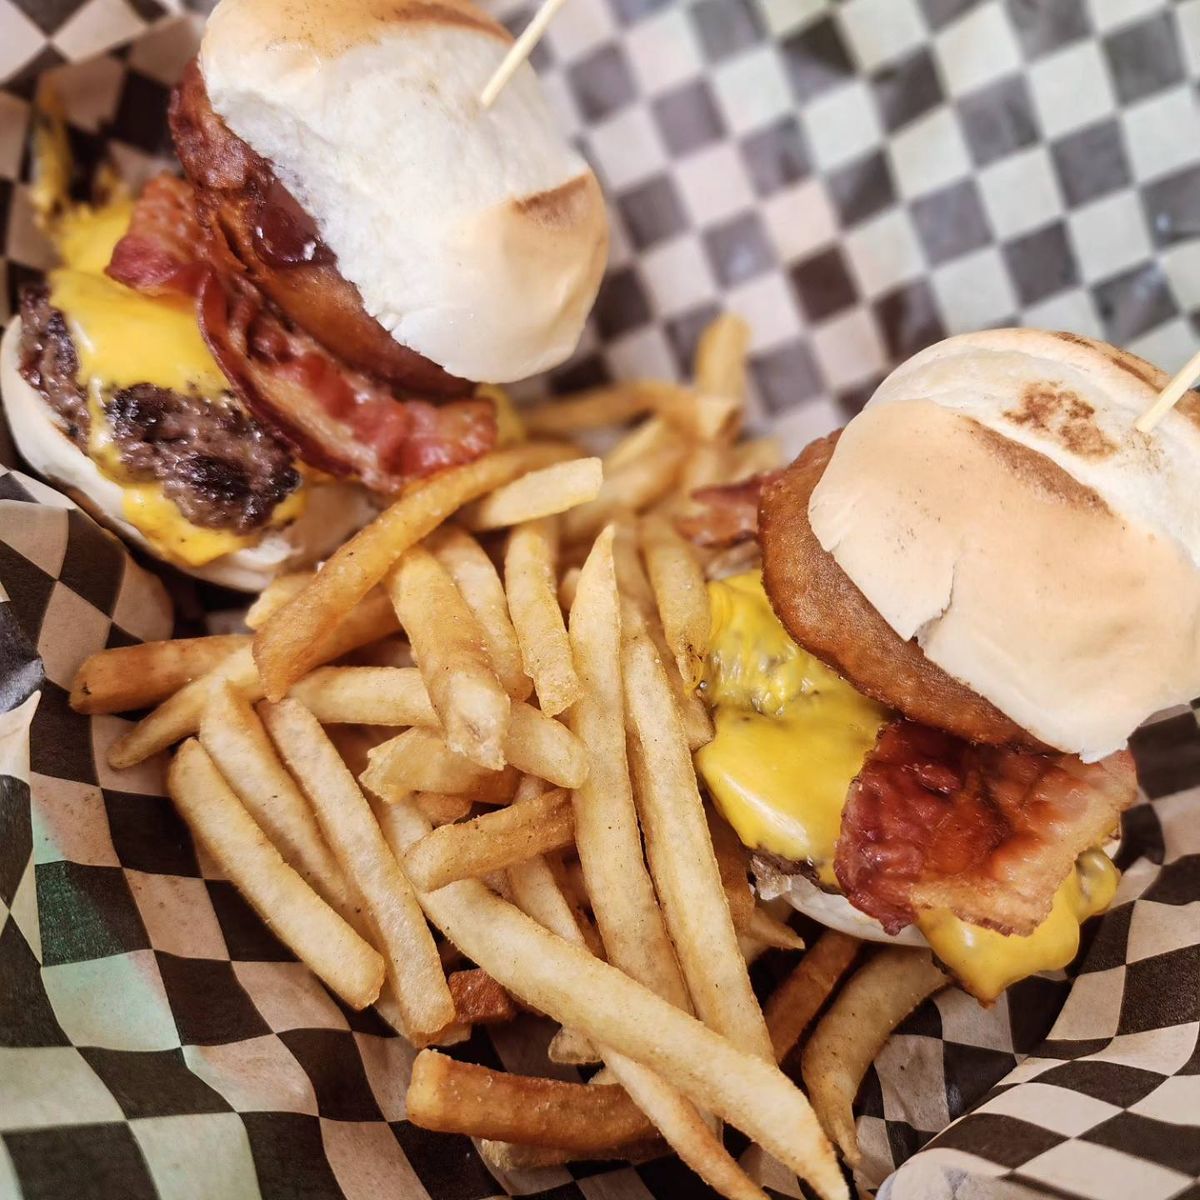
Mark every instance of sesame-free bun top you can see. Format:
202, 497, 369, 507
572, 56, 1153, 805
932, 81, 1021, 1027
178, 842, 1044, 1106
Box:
200, 0, 608, 383
806, 328, 1200, 761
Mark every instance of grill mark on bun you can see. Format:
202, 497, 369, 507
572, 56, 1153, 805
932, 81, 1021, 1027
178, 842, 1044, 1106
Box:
514, 174, 594, 227
966, 419, 1110, 513
1003, 383, 1117, 459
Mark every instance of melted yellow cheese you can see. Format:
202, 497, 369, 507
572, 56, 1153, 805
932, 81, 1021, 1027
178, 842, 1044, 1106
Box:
919, 849, 1118, 1003
696, 570, 887, 886
695, 571, 1120, 1001
41, 200, 308, 567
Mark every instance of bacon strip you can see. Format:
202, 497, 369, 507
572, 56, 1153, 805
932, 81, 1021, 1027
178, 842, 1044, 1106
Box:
676, 471, 781, 547
107, 174, 495, 492
836, 720, 1136, 937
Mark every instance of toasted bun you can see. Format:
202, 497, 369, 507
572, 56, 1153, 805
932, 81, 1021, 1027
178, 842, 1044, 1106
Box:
199, 0, 608, 383
807, 329, 1200, 760
1, 319, 374, 592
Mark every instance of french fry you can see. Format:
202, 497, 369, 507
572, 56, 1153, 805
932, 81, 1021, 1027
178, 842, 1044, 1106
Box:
622, 606, 773, 1063
694, 314, 750, 406
729, 437, 782, 480
245, 572, 313, 630
447, 968, 518, 1026
417, 788, 772, 1200
167, 740, 383, 1009
548, 1025, 601, 1065
374, 798, 846, 1200
354, 702, 585, 792
360, 728, 516, 803
520, 385, 654, 437
505, 517, 580, 716
403, 788, 574, 891
746, 907, 805, 953
407, 1050, 656, 1152
261, 700, 455, 1044
709, 812, 754, 936
425, 526, 530, 700
802, 948, 947, 1166
566, 527, 690, 1009
70, 635, 250, 715
252, 443, 571, 700
641, 512, 711, 690
563, 444, 687, 544
766, 931, 860, 1065
603, 416, 675, 473
290, 667, 435, 726
414, 793, 473, 826
199, 682, 357, 923
109, 591, 399, 769
558, 566, 581, 611
479, 1138, 665, 1171
462, 458, 603, 531
389, 544, 511, 769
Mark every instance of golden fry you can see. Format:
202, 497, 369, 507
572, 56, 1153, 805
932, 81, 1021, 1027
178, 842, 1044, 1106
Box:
389, 544, 511, 769
403, 788, 574, 891
168, 740, 383, 1009
447, 968, 518, 1026
802, 948, 947, 1166
563, 444, 687, 544
71, 635, 250, 715
413, 793, 473, 826
425, 526, 530, 699
641, 512, 711, 689
694, 314, 750, 405
766, 931, 860, 1065
462, 457, 603, 531
252, 444, 571, 700
361, 727, 515, 803
245, 572, 313, 630
505, 517, 580, 716
262, 700, 455, 1043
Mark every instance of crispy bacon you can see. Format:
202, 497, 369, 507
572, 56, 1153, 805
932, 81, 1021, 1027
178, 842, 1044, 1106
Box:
676, 471, 781, 547
107, 173, 496, 492
836, 720, 1136, 937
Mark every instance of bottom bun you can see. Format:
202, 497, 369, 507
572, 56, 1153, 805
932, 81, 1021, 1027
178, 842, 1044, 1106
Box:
1, 318, 375, 591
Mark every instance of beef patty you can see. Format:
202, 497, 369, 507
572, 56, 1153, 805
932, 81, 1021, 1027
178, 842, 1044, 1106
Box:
18, 284, 300, 533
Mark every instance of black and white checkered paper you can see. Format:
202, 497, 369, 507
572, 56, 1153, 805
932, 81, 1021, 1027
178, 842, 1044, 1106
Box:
1, 3, 1198, 1198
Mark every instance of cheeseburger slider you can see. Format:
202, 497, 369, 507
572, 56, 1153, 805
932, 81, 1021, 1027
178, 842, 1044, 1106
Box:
2, 0, 607, 589
691, 329, 1200, 1001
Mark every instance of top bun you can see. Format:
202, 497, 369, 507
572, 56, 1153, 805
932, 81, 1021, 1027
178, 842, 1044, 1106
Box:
807, 328, 1200, 761
200, 0, 607, 383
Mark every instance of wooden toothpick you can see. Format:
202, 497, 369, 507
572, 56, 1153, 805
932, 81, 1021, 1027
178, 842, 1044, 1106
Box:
1135, 346, 1200, 434
480, 0, 568, 108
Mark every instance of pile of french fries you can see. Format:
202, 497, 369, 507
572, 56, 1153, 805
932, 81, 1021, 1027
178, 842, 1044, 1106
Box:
71, 316, 948, 1199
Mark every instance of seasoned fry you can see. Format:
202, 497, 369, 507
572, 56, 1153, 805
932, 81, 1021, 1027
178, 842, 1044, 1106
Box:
199, 682, 356, 921
566, 528, 690, 1009
109, 591, 399, 769
71, 635, 250, 715
622, 608, 773, 1063
462, 458, 603, 531
374, 797, 846, 1200
407, 1050, 655, 1152
505, 517, 580, 716
403, 788, 574, 891
641, 513, 711, 689
563, 444, 686, 544
168, 740, 383, 1009
360, 728, 515, 803
694, 314, 750, 405
262, 700, 455, 1043
389, 544, 511, 769
766, 931, 860, 1065
425, 526, 530, 700
245, 572, 313, 630
447, 968, 518, 1026
802, 948, 947, 1166
253, 443, 571, 700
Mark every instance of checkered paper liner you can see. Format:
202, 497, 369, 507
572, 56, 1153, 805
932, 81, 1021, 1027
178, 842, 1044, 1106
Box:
0, 2, 1197, 1198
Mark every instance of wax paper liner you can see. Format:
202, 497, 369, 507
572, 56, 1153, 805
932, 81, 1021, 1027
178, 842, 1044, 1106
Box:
1, 3, 1198, 1198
